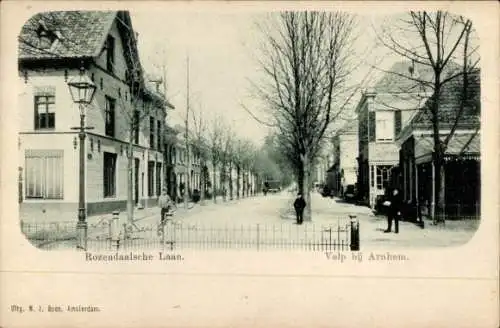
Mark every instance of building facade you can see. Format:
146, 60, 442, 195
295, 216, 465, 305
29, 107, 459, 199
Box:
397, 70, 481, 219
356, 62, 432, 208
18, 11, 173, 219
330, 120, 358, 197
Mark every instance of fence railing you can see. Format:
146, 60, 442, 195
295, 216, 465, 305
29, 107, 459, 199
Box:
20, 214, 360, 252
20, 220, 76, 249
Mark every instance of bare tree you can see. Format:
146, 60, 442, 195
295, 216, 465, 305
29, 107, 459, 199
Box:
190, 103, 209, 205
207, 115, 224, 203
374, 11, 479, 221
252, 12, 359, 220
218, 121, 234, 202
230, 138, 250, 198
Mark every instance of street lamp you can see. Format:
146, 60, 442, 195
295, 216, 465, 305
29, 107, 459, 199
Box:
68, 65, 96, 250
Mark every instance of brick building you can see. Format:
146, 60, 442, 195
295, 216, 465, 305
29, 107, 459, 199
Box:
18, 11, 173, 219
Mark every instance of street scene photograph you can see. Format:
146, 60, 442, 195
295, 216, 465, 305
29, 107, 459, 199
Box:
17, 9, 481, 252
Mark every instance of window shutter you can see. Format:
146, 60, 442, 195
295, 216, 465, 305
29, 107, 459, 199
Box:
368, 111, 376, 142
394, 110, 402, 138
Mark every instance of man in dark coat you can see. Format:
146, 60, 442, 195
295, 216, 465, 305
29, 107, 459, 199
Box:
384, 188, 402, 233
293, 192, 306, 225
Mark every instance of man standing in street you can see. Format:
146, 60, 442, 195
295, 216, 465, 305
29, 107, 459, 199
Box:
293, 192, 306, 225
384, 188, 402, 233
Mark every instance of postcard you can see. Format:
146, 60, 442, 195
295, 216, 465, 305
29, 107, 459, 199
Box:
1, 1, 498, 327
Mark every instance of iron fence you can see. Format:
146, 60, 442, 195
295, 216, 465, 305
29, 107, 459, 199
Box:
20, 220, 77, 250
20, 218, 360, 252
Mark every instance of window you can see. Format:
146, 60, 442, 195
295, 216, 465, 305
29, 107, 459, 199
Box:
148, 161, 155, 197
394, 110, 402, 138
133, 110, 140, 144
106, 35, 115, 73
25, 150, 63, 199
156, 162, 162, 196
36, 23, 57, 49
34, 88, 56, 129
157, 120, 162, 151
376, 165, 391, 190
368, 111, 375, 142
103, 152, 117, 197
172, 147, 176, 164
376, 111, 394, 141
105, 96, 115, 137
149, 116, 155, 149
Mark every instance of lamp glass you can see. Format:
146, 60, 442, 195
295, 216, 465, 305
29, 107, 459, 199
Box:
67, 73, 97, 105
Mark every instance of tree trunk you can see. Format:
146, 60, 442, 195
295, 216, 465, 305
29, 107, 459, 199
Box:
199, 161, 206, 205
242, 169, 247, 197
221, 165, 227, 202
127, 129, 134, 224
228, 161, 233, 200
212, 163, 217, 203
301, 153, 312, 221
434, 156, 446, 223
431, 83, 445, 223
297, 167, 304, 195
236, 166, 241, 199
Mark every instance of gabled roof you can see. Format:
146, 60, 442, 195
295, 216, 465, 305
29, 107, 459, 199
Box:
375, 61, 436, 94
372, 92, 428, 112
402, 70, 480, 139
18, 11, 118, 60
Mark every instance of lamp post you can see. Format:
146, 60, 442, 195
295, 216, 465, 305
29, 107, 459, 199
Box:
68, 65, 97, 250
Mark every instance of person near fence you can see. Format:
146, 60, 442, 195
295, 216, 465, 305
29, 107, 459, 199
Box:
158, 188, 174, 224
384, 187, 402, 233
293, 192, 306, 225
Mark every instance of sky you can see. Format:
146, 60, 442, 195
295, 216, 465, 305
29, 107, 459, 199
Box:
132, 11, 271, 144
130, 9, 478, 147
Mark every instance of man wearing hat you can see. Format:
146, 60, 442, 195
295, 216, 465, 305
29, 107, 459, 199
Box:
293, 192, 307, 225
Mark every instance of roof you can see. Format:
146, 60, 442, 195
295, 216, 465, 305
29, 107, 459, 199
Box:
415, 132, 480, 161
412, 70, 480, 127
375, 61, 435, 94
19, 11, 176, 110
398, 69, 480, 144
18, 11, 118, 60
372, 92, 428, 112
144, 84, 175, 109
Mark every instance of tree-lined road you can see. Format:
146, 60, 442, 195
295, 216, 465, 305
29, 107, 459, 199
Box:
130, 192, 478, 250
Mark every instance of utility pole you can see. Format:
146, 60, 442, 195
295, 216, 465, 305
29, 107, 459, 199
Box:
184, 54, 191, 209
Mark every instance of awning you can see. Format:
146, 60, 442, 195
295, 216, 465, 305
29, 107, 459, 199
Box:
415, 132, 480, 164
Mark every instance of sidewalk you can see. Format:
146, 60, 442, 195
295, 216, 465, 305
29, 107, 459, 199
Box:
307, 192, 480, 249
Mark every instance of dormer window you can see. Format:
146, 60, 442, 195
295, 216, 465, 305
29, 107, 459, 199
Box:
106, 35, 115, 73
35, 21, 58, 50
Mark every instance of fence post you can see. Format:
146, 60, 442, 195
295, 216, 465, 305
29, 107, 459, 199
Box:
111, 211, 120, 250
349, 215, 359, 251
256, 224, 260, 251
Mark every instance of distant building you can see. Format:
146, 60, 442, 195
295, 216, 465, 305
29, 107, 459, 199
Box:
18, 11, 174, 219
330, 119, 358, 197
